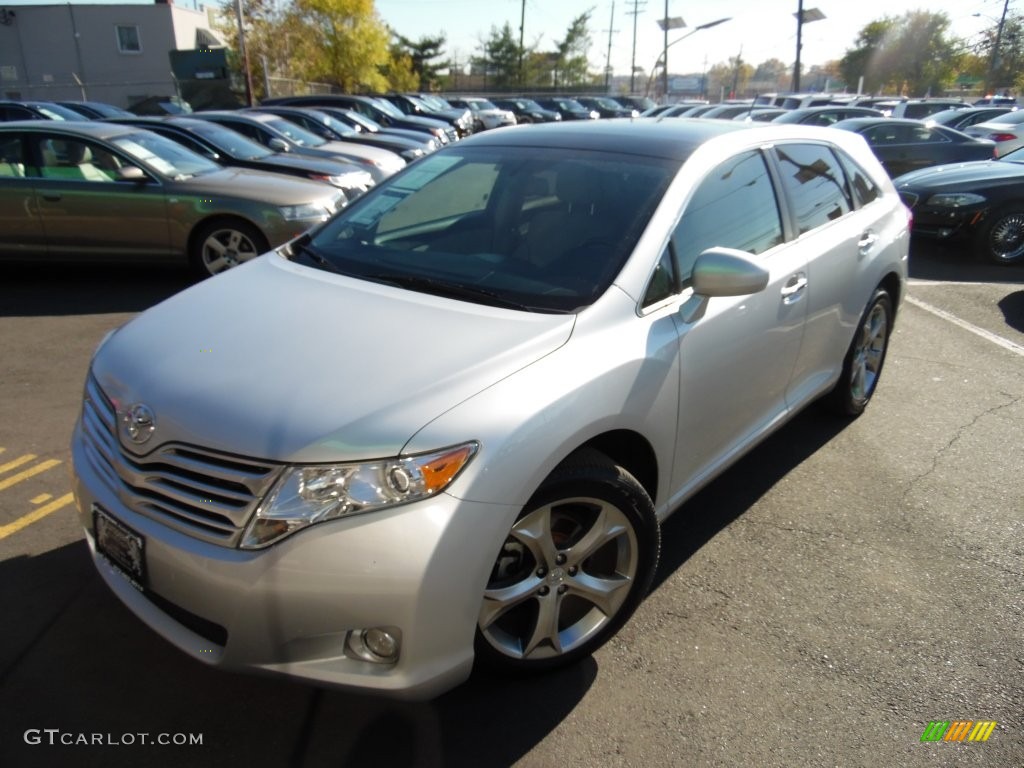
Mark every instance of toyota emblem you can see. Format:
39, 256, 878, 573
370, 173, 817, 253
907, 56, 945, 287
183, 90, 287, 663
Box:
120, 403, 156, 445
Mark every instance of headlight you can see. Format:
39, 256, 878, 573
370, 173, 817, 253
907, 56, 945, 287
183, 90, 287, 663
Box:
401, 147, 425, 161
241, 442, 479, 549
279, 201, 333, 221
926, 192, 987, 208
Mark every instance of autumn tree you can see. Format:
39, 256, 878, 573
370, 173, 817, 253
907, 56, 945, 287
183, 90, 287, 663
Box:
973, 11, 1024, 93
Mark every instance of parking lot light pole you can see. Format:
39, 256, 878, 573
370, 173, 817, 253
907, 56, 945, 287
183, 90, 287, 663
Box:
792, 1, 825, 92
647, 17, 730, 100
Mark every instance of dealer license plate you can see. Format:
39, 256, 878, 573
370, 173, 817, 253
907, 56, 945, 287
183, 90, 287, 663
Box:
93, 507, 146, 589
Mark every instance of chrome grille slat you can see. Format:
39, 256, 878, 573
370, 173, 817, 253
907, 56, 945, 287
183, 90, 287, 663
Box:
81, 376, 284, 548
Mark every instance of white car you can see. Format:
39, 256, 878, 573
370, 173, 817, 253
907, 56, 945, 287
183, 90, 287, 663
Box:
446, 97, 517, 131
71, 120, 908, 699
964, 109, 1024, 157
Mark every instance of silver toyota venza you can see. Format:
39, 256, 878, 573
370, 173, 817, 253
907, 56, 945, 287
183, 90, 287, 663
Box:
71, 119, 909, 699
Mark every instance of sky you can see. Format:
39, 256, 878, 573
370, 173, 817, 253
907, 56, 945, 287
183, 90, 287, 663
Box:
4, 0, 1012, 81
373, 0, 1013, 78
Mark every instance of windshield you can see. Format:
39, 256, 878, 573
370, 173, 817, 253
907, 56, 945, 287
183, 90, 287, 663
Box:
266, 117, 327, 147
317, 113, 360, 139
111, 131, 221, 179
304, 146, 676, 313
35, 103, 87, 121
371, 98, 405, 118
988, 110, 1024, 125
339, 110, 381, 132
187, 121, 273, 160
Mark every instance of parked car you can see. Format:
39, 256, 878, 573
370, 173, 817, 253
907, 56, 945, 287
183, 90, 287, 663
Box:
248, 106, 430, 162
56, 100, 135, 119
375, 93, 473, 137
129, 96, 193, 116
926, 107, 1016, 132
261, 94, 456, 144
105, 116, 374, 201
0, 100, 88, 122
734, 108, 788, 122
535, 97, 598, 120
189, 110, 405, 183
890, 98, 968, 119
963, 110, 1024, 157
660, 103, 717, 118
831, 117, 996, 177
305, 105, 441, 154
411, 93, 477, 136
771, 106, 884, 126
70, 119, 908, 699
973, 95, 1017, 107
574, 96, 636, 118
0, 121, 342, 276
698, 103, 758, 120
491, 97, 561, 124
894, 145, 1024, 265
444, 97, 517, 131
615, 95, 656, 112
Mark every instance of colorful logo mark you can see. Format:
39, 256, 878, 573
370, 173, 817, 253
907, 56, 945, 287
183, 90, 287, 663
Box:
920, 720, 997, 742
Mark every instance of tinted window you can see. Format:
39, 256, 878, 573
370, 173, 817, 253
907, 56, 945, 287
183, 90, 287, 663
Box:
643, 247, 678, 307
673, 150, 783, 284
835, 152, 880, 207
774, 144, 853, 234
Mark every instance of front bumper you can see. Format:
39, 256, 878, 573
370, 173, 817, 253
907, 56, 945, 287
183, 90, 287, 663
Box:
71, 420, 518, 700
899, 194, 988, 240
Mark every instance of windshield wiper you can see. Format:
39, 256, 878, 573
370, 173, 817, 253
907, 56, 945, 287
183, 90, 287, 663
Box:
362, 273, 545, 312
287, 237, 345, 274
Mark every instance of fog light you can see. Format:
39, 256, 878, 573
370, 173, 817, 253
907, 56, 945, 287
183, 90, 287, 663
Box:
345, 626, 402, 664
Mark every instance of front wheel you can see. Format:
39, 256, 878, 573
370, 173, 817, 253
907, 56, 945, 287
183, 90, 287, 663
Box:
190, 219, 268, 278
974, 205, 1024, 265
827, 287, 893, 416
475, 449, 660, 673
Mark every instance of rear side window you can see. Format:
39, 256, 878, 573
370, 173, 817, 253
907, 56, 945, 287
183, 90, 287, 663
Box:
672, 150, 783, 285
774, 144, 853, 234
836, 152, 881, 207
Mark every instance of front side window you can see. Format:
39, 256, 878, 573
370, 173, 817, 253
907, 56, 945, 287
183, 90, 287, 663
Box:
36, 136, 122, 182
774, 144, 853, 235
116, 25, 141, 54
303, 146, 677, 313
672, 150, 784, 285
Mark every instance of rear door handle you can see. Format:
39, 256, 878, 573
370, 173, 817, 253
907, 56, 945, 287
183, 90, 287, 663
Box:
858, 230, 878, 255
41, 193, 62, 202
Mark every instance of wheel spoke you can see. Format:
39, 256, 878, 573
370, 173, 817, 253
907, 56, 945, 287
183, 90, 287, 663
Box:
522, 592, 562, 656
226, 231, 244, 251
566, 504, 628, 564
568, 572, 632, 616
204, 237, 227, 257
204, 254, 230, 273
478, 578, 540, 630
509, 505, 559, 568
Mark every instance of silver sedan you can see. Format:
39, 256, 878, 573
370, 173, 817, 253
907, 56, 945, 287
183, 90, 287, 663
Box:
70, 119, 909, 698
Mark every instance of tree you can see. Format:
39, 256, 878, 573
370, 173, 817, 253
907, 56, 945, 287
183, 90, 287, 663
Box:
973, 11, 1024, 94
553, 11, 596, 87
285, 0, 392, 92
473, 23, 524, 89
393, 33, 448, 91
839, 12, 963, 96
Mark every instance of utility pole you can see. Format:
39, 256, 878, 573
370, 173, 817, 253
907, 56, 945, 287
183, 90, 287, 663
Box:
604, 1, 619, 91
987, 0, 1011, 94
626, 0, 646, 94
234, 0, 254, 105
518, 0, 526, 86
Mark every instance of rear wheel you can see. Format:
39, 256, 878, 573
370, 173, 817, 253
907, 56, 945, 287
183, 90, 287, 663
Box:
974, 205, 1024, 265
475, 449, 659, 672
827, 287, 893, 416
190, 219, 268, 278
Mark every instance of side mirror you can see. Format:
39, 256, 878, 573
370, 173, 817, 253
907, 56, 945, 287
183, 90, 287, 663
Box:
679, 247, 770, 323
268, 137, 289, 152
116, 165, 147, 182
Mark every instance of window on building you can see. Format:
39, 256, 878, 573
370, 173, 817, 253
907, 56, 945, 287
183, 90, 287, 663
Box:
116, 25, 142, 54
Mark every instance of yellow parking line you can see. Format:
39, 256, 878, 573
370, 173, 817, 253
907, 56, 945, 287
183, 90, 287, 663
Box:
0, 459, 61, 492
0, 492, 75, 540
0, 454, 37, 475
32, 493, 53, 504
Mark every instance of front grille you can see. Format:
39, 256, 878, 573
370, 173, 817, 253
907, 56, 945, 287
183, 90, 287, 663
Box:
445, 127, 458, 142
81, 375, 284, 548
898, 191, 919, 209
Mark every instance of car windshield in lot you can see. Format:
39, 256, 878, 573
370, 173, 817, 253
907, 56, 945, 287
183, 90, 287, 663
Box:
302, 146, 676, 313
187, 121, 275, 160
265, 116, 328, 147
109, 130, 222, 179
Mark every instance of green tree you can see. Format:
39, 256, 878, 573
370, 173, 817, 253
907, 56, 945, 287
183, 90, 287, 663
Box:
840, 12, 962, 96
393, 33, 448, 91
553, 11, 595, 87
974, 12, 1024, 94
474, 22, 524, 88
286, 0, 392, 92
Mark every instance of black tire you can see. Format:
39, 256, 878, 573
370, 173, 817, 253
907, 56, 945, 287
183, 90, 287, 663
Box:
189, 218, 268, 278
827, 287, 893, 416
475, 448, 660, 673
973, 205, 1024, 265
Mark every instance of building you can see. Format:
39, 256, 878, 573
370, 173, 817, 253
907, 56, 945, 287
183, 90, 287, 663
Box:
0, 0, 226, 110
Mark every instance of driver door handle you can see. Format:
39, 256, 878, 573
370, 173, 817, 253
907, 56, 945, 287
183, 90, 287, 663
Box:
780, 272, 807, 303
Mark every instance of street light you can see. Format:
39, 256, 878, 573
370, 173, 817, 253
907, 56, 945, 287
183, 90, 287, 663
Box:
792, 1, 825, 92
647, 16, 730, 100
976, 0, 1011, 95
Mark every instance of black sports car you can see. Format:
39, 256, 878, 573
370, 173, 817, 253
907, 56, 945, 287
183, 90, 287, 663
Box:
894, 146, 1024, 265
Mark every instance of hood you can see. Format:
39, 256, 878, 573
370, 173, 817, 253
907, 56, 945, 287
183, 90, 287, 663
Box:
256, 152, 363, 176
173, 167, 334, 205
895, 158, 1024, 188
92, 255, 574, 464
